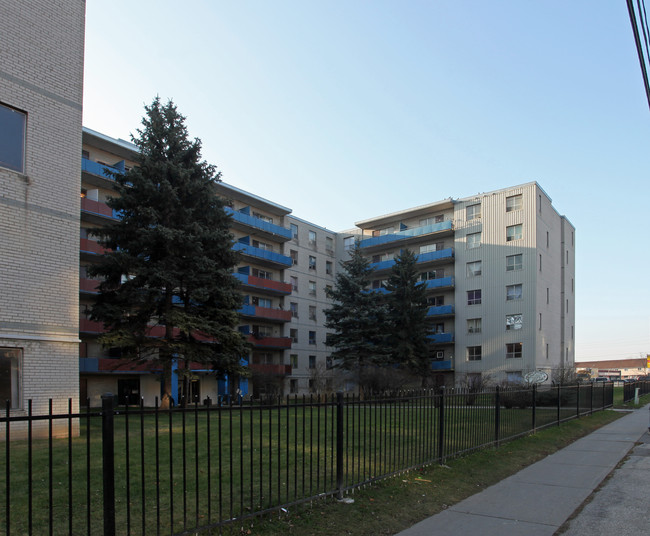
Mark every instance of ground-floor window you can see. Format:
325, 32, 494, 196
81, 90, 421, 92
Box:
0, 348, 22, 409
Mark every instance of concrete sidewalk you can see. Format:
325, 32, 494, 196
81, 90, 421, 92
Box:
395, 406, 650, 536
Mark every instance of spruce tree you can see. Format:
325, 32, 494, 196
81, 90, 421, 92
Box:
89, 98, 248, 407
324, 246, 389, 394
385, 249, 431, 384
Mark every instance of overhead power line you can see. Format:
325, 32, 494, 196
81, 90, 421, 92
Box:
627, 0, 650, 112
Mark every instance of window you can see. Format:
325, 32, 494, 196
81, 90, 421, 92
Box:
290, 354, 298, 368
506, 314, 522, 330
309, 306, 316, 321
309, 355, 316, 369
0, 348, 21, 409
309, 255, 316, 270
253, 212, 273, 224
290, 302, 298, 318
326, 236, 334, 253
290, 250, 298, 265
290, 223, 299, 240
466, 260, 482, 277
0, 103, 26, 173
467, 318, 482, 334
308, 230, 317, 243
546, 287, 549, 304
506, 224, 523, 242
506, 284, 523, 301
467, 346, 482, 361
539, 313, 542, 330
539, 254, 542, 271
308, 281, 317, 296
466, 204, 481, 221
379, 227, 395, 236
420, 269, 443, 281
308, 331, 316, 345
252, 239, 273, 252
326, 261, 333, 275
290, 379, 298, 394
506, 254, 523, 271
467, 232, 481, 249
343, 237, 355, 251
433, 322, 445, 334
253, 268, 272, 280
506, 343, 523, 359
505, 194, 522, 212
252, 296, 272, 308
309, 379, 316, 393
326, 356, 333, 369
420, 215, 444, 225
546, 231, 549, 248
290, 276, 298, 291
467, 289, 482, 305
290, 329, 298, 343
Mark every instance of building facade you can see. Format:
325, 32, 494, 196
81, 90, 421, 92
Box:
1, 1, 85, 432
352, 182, 575, 386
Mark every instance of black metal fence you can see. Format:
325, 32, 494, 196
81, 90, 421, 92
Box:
1, 382, 613, 536
622, 380, 650, 403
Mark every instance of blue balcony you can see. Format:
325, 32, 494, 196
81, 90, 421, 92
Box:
422, 276, 455, 290
431, 360, 453, 371
427, 305, 455, 316
232, 242, 292, 267
427, 332, 454, 343
225, 207, 292, 240
369, 248, 454, 271
359, 220, 454, 249
82, 157, 123, 180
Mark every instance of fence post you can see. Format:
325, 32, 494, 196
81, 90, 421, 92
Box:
590, 383, 594, 415
557, 384, 561, 425
494, 386, 500, 448
576, 384, 580, 418
437, 387, 445, 463
101, 393, 116, 536
532, 384, 537, 432
336, 391, 344, 500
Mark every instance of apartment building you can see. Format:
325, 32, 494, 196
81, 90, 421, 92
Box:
284, 216, 338, 395
1, 1, 85, 434
352, 183, 575, 386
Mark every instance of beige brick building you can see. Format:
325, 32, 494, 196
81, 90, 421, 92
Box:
0, 0, 85, 431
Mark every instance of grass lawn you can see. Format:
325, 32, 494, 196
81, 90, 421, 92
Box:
0, 386, 620, 535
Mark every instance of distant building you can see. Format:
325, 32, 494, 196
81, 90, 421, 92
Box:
577, 359, 649, 380
344, 182, 575, 387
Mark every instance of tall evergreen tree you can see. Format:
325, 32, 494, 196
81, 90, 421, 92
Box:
89, 98, 248, 407
324, 246, 389, 394
385, 249, 431, 384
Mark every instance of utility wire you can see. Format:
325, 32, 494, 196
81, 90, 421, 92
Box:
627, 0, 650, 112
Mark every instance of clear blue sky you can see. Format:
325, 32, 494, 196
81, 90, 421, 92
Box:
83, 1, 650, 363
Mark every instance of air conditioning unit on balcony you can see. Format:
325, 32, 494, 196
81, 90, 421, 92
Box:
436, 351, 444, 360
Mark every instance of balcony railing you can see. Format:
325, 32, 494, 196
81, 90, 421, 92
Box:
79, 277, 100, 294
249, 363, 292, 376
426, 305, 455, 316
81, 197, 119, 220
225, 207, 292, 240
238, 304, 292, 322
359, 221, 454, 249
422, 276, 455, 290
82, 157, 122, 180
79, 318, 104, 333
232, 243, 292, 267
247, 335, 292, 349
80, 238, 109, 256
431, 359, 454, 371
232, 273, 292, 295
427, 332, 454, 344
369, 248, 454, 271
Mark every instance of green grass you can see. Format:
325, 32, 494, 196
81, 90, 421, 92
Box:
0, 388, 619, 535
247, 409, 627, 536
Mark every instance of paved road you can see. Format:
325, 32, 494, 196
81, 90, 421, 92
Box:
395, 406, 650, 536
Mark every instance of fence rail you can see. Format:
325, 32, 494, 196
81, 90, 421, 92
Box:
1, 382, 614, 536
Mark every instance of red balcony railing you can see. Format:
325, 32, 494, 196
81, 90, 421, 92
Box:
247, 335, 292, 349
249, 363, 292, 376
247, 275, 292, 294
81, 197, 115, 219
80, 238, 109, 255
79, 277, 100, 293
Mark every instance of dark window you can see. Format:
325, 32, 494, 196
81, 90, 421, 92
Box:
0, 103, 26, 173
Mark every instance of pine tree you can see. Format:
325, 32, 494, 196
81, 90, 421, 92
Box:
385, 249, 431, 384
324, 246, 389, 394
89, 98, 248, 407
